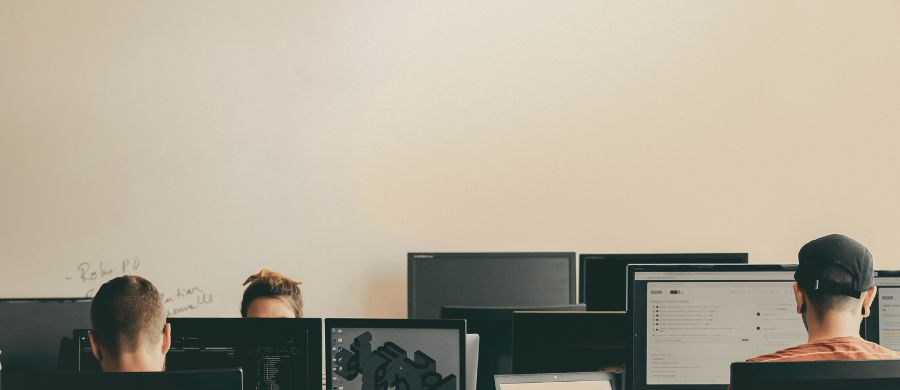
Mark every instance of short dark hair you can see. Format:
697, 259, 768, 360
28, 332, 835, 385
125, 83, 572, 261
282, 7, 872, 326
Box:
241, 270, 303, 317
91, 276, 165, 353
801, 265, 861, 319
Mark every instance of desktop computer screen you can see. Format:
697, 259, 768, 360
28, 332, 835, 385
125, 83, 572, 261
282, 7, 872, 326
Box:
628, 264, 807, 390
408, 253, 576, 319
76, 318, 322, 390
579, 253, 748, 311
0, 298, 92, 370
865, 271, 900, 349
326, 318, 466, 390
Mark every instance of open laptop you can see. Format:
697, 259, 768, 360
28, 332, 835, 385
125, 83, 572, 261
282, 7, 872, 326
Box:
495, 372, 615, 390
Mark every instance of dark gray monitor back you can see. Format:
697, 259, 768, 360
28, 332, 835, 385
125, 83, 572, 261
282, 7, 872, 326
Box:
0, 298, 92, 370
731, 360, 900, 390
408, 253, 577, 319
580, 253, 748, 311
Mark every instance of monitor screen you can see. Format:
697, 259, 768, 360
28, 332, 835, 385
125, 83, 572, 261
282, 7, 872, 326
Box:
580, 253, 748, 311
866, 271, 900, 350
76, 318, 322, 390
408, 253, 576, 319
326, 319, 465, 390
629, 264, 807, 390
511, 311, 628, 375
0, 298, 92, 370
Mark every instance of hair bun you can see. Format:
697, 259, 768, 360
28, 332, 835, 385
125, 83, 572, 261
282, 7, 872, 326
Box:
243, 268, 302, 287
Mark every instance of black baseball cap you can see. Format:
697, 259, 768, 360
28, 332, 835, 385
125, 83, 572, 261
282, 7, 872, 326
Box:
794, 234, 874, 298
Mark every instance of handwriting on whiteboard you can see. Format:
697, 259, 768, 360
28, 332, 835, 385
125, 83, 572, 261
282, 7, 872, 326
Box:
63, 257, 215, 317
164, 286, 215, 317
65, 258, 142, 297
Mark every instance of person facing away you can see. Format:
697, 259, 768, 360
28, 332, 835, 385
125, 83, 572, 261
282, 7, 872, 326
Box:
748, 234, 900, 362
241, 269, 304, 318
88, 275, 171, 372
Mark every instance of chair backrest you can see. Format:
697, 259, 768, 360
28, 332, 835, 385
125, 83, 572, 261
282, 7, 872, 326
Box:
1, 368, 243, 390
731, 360, 900, 390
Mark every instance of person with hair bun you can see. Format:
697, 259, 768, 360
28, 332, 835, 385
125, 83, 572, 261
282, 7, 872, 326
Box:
240, 269, 304, 318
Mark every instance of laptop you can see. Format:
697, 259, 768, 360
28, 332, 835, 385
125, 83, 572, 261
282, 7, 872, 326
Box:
495, 372, 615, 390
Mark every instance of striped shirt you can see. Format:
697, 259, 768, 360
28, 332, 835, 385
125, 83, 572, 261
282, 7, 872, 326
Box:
747, 336, 900, 362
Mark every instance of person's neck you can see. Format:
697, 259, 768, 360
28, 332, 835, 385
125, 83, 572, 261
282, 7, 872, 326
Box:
101, 350, 164, 372
805, 310, 863, 344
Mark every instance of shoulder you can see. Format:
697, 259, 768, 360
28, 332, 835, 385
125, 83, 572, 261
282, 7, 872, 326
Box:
747, 343, 821, 363
748, 337, 900, 362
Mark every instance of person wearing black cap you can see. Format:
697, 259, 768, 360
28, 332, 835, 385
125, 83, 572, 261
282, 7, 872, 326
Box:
747, 234, 900, 362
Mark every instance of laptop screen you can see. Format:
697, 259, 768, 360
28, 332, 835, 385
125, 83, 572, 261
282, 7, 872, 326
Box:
629, 265, 807, 390
496, 373, 613, 390
498, 381, 611, 390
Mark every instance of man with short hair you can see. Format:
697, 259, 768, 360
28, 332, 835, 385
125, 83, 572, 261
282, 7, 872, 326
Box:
748, 234, 900, 362
88, 275, 170, 372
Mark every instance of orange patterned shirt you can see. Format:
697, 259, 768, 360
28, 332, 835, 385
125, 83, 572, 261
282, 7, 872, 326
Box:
747, 336, 900, 362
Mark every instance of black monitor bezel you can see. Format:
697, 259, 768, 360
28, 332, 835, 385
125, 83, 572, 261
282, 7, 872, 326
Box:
627, 263, 798, 390
324, 318, 467, 390
0, 297, 92, 303
407, 252, 577, 319
579, 253, 749, 310
74, 318, 323, 390
3, 368, 244, 390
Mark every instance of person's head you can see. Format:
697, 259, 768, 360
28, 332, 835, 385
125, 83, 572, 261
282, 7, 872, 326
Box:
793, 234, 877, 332
89, 275, 170, 372
241, 269, 303, 318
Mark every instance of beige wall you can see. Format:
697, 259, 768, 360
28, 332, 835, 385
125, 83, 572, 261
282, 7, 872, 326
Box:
1, 0, 899, 317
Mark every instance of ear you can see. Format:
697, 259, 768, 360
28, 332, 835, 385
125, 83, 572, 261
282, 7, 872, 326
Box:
88, 330, 103, 363
862, 286, 877, 318
161, 323, 172, 355
793, 282, 805, 314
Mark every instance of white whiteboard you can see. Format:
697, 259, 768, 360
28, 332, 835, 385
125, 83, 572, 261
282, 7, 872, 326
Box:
2, 0, 900, 318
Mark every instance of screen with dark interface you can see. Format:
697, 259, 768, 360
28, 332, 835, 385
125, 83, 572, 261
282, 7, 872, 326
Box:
326, 319, 465, 390
580, 253, 748, 311
76, 318, 322, 390
408, 253, 576, 319
0, 298, 91, 370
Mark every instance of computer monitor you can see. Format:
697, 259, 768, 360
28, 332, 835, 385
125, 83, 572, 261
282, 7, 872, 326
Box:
865, 270, 900, 349
1, 368, 243, 390
75, 318, 322, 390
325, 318, 466, 390
628, 264, 808, 390
511, 311, 628, 375
441, 305, 586, 390
580, 253, 748, 311
730, 360, 900, 390
0, 298, 92, 370
408, 252, 577, 319
495, 372, 616, 390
